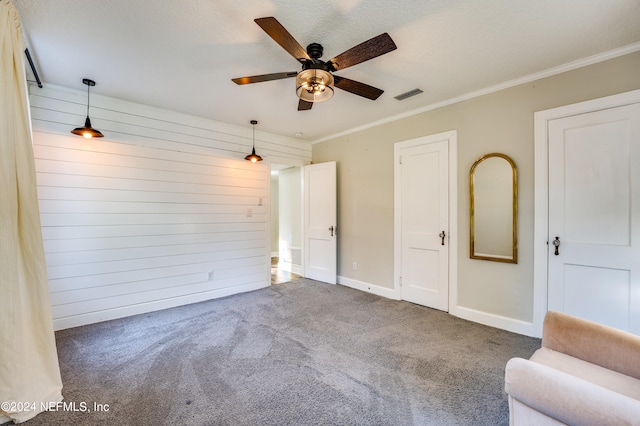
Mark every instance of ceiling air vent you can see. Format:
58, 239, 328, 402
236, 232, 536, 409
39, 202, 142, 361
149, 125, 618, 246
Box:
394, 88, 423, 101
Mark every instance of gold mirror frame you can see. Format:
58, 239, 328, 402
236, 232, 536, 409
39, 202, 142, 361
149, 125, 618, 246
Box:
470, 153, 518, 263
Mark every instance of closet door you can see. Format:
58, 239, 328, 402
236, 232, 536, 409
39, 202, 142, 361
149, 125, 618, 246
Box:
547, 103, 640, 334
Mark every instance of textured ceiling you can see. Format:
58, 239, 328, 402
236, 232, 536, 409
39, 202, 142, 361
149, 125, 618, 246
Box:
15, 0, 640, 142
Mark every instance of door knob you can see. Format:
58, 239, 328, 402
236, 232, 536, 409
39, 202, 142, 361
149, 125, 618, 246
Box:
329, 226, 335, 237
552, 236, 560, 255
439, 231, 446, 245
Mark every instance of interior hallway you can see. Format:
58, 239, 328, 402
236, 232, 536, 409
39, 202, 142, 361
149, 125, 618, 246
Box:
271, 257, 301, 285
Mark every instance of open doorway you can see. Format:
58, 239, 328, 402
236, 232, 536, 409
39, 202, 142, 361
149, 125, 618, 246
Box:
271, 164, 302, 284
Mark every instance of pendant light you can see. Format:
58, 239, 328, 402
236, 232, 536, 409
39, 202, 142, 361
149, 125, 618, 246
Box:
244, 120, 263, 162
71, 78, 104, 138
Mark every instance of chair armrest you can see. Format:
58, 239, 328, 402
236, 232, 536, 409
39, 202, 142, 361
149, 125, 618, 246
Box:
542, 311, 640, 379
505, 358, 640, 426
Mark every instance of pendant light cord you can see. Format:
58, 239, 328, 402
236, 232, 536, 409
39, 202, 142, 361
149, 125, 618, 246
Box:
86, 83, 91, 117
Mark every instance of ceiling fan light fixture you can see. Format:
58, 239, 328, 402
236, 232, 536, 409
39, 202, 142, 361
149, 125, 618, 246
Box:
71, 78, 104, 138
296, 69, 334, 103
244, 120, 263, 162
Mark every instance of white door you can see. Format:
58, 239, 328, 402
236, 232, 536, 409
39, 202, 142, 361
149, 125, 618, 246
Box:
548, 103, 640, 334
303, 162, 337, 284
395, 137, 450, 310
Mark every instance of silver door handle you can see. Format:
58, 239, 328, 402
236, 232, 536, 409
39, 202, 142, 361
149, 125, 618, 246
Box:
439, 231, 446, 245
329, 226, 335, 237
552, 236, 560, 255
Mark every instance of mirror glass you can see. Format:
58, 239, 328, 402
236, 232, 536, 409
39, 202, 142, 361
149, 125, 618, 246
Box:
470, 153, 517, 263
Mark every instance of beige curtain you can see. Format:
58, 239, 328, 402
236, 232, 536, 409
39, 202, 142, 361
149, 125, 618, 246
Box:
0, 0, 63, 423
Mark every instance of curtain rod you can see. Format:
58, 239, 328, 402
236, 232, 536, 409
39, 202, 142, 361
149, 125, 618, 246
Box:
24, 48, 42, 88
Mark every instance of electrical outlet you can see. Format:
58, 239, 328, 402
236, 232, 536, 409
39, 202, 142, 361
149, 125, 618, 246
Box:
207, 270, 214, 281
352, 262, 358, 271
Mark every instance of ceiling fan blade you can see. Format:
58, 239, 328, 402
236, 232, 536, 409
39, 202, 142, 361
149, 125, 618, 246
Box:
333, 75, 384, 100
298, 98, 313, 111
255, 17, 311, 63
232, 71, 298, 85
328, 33, 397, 71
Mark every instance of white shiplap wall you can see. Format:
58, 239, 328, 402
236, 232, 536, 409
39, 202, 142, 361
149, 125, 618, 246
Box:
29, 84, 311, 330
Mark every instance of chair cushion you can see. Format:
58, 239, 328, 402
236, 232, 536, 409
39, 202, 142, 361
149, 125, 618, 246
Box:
505, 358, 640, 426
531, 347, 640, 400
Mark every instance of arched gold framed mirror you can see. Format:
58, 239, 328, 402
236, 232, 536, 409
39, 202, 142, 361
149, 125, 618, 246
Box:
470, 153, 518, 263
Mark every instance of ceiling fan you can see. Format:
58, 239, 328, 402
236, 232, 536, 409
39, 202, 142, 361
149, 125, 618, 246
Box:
232, 17, 397, 111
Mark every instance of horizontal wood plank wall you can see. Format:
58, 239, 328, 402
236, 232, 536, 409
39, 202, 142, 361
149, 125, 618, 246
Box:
29, 84, 311, 330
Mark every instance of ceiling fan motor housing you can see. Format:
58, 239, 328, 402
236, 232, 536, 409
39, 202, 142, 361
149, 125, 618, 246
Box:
306, 43, 324, 59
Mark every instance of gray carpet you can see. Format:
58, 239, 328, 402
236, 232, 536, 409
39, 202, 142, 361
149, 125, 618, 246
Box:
24, 279, 540, 425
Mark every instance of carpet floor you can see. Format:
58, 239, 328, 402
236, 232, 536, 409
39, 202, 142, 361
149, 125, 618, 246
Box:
25, 279, 540, 425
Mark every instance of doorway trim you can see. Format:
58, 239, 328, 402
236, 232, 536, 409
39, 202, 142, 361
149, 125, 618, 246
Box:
393, 130, 458, 311
271, 161, 307, 284
533, 89, 640, 337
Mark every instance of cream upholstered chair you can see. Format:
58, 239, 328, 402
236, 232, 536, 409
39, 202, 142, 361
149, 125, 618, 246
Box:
505, 311, 640, 425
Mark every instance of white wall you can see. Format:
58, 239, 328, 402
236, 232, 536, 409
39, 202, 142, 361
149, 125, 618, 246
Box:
270, 173, 279, 256
30, 84, 311, 330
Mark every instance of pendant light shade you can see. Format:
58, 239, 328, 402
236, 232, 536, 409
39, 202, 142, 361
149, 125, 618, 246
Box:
71, 78, 104, 138
244, 120, 263, 162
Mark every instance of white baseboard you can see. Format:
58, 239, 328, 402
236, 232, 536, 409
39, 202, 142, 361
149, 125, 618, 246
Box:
339, 277, 536, 337
52, 282, 268, 331
452, 306, 536, 337
337, 276, 400, 300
